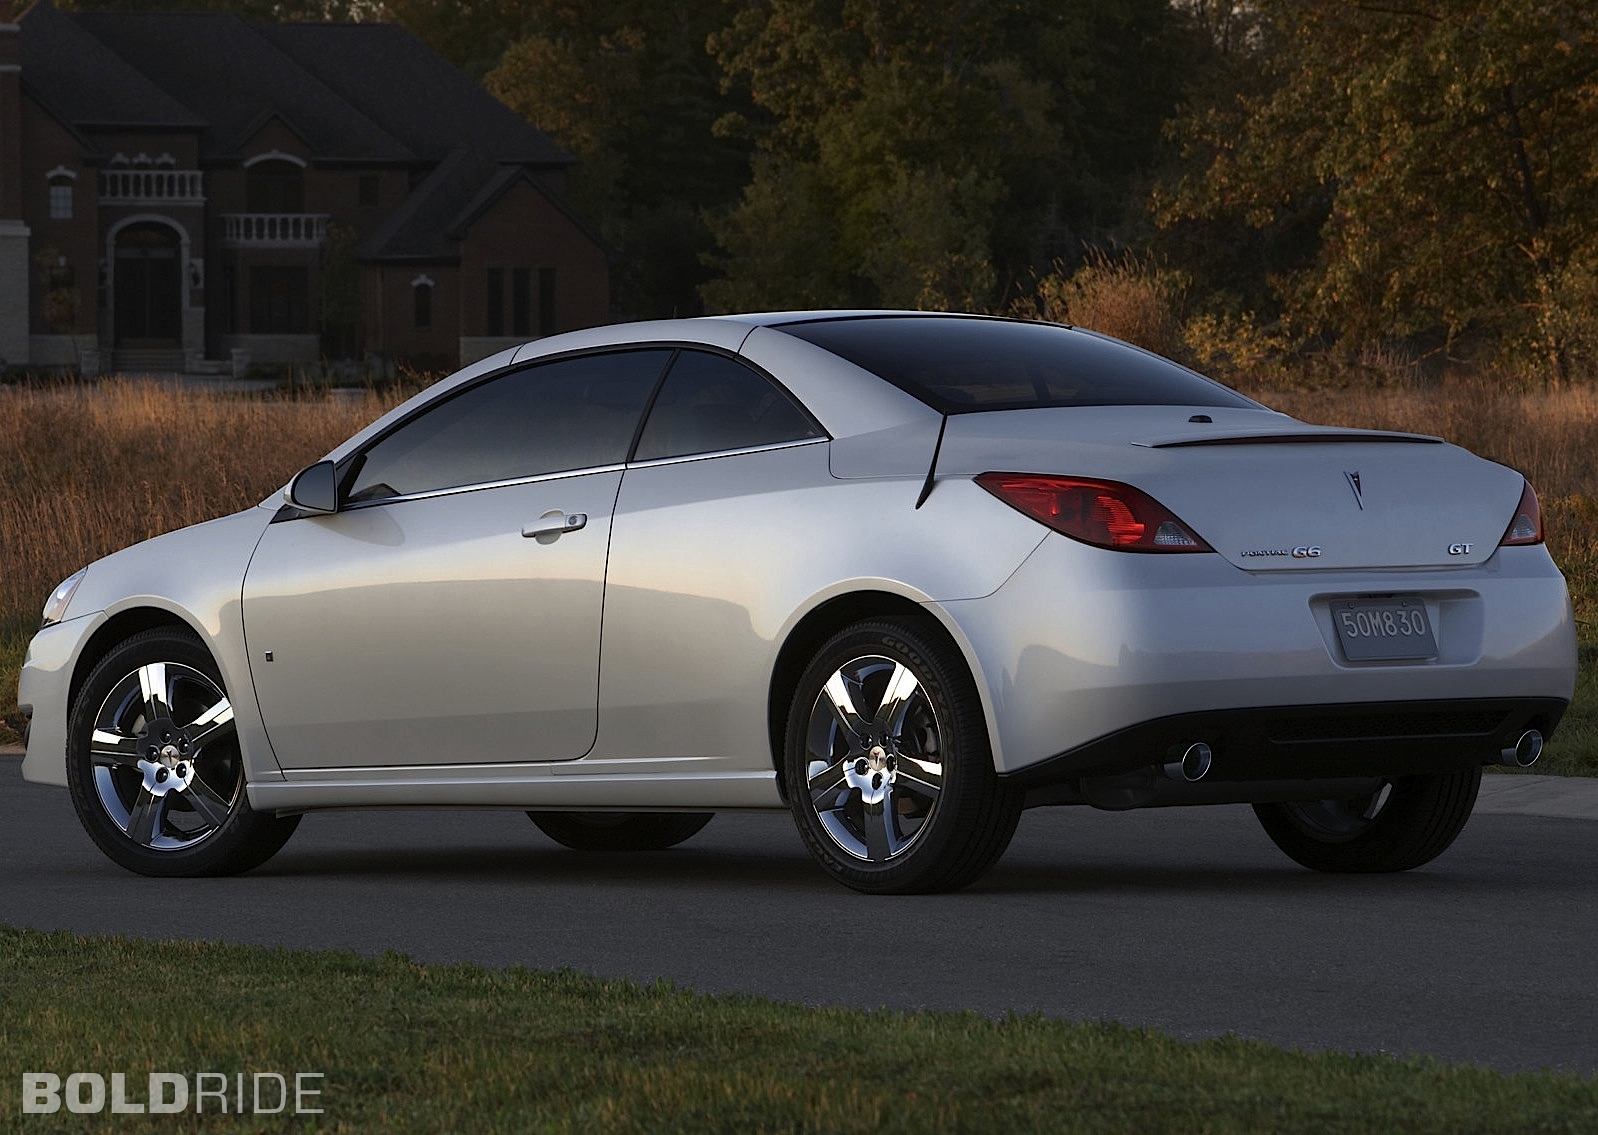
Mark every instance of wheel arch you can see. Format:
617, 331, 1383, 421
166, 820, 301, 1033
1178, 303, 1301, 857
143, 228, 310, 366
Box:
765, 589, 1000, 796
68, 605, 208, 716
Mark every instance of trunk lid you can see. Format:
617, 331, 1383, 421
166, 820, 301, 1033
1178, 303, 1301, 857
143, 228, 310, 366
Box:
938, 406, 1525, 570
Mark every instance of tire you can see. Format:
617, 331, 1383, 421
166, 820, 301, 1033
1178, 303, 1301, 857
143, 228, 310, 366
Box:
527, 811, 712, 851
1252, 767, 1482, 873
66, 627, 300, 877
783, 617, 1022, 894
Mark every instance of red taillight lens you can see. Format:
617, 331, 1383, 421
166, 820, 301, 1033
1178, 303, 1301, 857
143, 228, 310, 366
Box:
976, 472, 1212, 552
1499, 480, 1543, 546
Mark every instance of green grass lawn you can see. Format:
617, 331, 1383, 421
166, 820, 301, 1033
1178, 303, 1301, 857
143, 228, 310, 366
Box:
0, 926, 1593, 1133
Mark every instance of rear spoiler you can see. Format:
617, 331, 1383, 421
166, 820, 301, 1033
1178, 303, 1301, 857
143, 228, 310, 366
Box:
1137, 429, 1442, 449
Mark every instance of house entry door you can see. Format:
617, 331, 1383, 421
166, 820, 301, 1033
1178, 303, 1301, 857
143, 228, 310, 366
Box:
114, 223, 182, 345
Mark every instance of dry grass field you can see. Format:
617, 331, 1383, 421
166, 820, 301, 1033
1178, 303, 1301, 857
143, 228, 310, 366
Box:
0, 381, 407, 740
2, 376, 1595, 773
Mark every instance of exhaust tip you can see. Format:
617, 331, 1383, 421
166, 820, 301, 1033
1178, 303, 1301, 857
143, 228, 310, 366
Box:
1163, 742, 1213, 783
1499, 730, 1543, 769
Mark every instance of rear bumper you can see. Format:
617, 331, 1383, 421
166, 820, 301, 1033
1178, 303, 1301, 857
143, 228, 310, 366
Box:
941, 536, 1577, 776
1005, 695, 1568, 792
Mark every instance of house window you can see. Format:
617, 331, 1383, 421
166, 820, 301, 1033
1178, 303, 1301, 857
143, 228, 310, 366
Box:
486, 267, 504, 336
539, 267, 557, 336
48, 179, 74, 220
412, 275, 433, 330
246, 160, 305, 213
512, 267, 530, 337
250, 266, 310, 333
358, 175, 379, 209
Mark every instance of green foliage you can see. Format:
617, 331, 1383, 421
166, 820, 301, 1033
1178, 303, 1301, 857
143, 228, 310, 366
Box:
3, 926, 1597, 1132
318, 221, 361, 357
482, 0, 750, 319
702, 0, 1189, 313
1158, 1, 1598, 378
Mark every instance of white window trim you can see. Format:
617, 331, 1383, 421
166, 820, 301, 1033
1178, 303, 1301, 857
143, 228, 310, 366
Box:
244, 149, 308, 169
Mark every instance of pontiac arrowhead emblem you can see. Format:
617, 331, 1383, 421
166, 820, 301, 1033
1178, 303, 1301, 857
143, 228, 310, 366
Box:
1345, 471, 1364, 510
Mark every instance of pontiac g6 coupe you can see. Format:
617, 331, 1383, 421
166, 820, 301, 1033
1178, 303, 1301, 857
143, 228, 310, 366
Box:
18, 313, 1576, 892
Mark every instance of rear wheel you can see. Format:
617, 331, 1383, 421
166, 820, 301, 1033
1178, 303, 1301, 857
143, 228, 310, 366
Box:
66, 628, 299, 877
1253, 768, 1481, 873
527, 812, 712, 851
784, 618, 1021, 894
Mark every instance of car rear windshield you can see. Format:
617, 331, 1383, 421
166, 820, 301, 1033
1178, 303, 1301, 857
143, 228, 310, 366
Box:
777, 315, 1257, 413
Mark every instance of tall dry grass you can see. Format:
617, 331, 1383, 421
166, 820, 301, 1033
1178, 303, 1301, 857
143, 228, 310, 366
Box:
1241, 381, 1598, 501
1237, 380, 1598, 634
0, 381, 405, 736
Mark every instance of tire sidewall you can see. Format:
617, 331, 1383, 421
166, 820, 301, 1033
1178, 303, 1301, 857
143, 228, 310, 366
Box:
783, 618, 1004, 893
67, 627, 267, 877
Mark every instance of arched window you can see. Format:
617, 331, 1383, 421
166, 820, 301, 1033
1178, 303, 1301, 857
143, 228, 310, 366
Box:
47, 168, 76, 220
246, 159, 305, 213
412, 274, 434, 330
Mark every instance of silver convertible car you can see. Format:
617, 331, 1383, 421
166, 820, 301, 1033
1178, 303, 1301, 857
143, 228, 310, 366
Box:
18, 313, 1577, 892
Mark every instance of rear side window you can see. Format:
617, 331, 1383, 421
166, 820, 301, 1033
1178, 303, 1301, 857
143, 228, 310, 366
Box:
778, 316, 1257, 413
346, 349, 671, 501
633, 350, 822, 461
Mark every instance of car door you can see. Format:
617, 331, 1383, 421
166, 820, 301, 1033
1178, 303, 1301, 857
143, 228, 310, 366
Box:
242, 349, 672, 770
598, 349, 829, 765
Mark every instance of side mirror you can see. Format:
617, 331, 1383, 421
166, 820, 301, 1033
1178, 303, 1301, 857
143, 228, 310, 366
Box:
286, 460, 339, 514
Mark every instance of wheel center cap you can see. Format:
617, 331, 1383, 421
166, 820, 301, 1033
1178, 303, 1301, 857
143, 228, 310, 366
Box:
160, 743, 180, 761
138, 756, 194, 797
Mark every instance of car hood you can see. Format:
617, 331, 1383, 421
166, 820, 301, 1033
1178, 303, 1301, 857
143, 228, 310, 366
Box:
937, 406, 1526, 571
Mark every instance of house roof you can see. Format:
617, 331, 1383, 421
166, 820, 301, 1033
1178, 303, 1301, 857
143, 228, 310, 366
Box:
20, 2, 204, 132
258, 23, 572, 169
19, 1, 581, 263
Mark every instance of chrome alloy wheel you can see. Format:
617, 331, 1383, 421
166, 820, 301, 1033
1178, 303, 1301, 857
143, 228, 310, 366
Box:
88, 661, 242, 852
802, 654, 945, 862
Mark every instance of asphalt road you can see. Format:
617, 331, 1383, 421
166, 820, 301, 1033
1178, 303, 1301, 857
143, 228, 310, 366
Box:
3, 755, 1594, 1076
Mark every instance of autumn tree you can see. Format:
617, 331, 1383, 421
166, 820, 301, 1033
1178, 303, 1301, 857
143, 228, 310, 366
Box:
1158, 1, 1598, 378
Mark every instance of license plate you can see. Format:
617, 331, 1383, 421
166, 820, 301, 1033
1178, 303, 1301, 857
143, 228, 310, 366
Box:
1330, 597, 1437, 662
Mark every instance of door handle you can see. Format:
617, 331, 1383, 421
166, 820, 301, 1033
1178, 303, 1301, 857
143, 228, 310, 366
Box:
521, 513, 587, 538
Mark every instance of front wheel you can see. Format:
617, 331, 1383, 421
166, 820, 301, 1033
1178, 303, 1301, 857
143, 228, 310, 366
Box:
527, 812, 712, 851
66, 628, 299, 877
1253, 767, 1481, 873
784, 618, 1021, 894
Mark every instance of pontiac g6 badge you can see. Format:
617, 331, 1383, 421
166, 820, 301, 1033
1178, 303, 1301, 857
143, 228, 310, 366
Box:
1345, 470, 1365, 510
1241, 545, 1323, 558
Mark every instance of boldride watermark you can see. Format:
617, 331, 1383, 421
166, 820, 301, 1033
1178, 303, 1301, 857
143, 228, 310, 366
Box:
22, 1071, 323, 1115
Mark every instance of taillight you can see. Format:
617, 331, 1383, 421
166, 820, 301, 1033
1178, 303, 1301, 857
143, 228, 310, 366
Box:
1499, 480, 1543, 546
976, 472, 1212, 552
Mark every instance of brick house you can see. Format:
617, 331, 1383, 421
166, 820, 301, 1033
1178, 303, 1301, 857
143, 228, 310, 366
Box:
0, 1, 609, 375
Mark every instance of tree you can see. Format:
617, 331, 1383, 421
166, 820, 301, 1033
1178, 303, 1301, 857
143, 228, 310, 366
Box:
1157, 1, 1598, 378
702, 0, 1188, 314
484, 0, 751, 318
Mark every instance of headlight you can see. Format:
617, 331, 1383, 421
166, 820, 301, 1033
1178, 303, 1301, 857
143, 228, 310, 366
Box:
41, 568, 87, 628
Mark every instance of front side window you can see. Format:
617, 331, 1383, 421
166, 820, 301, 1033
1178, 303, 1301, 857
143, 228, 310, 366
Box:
345, 349, 673, 502
634, 350, 822, 461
